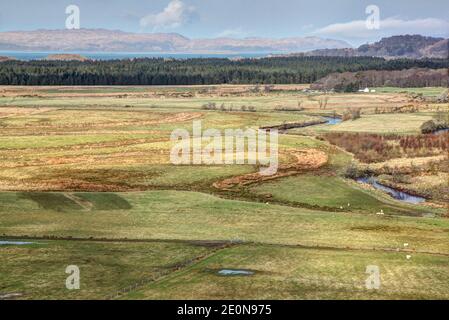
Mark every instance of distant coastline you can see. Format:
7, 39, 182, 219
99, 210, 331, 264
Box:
0, 51, 270, 61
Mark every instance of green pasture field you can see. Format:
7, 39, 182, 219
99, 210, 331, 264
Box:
0, 239, 215, 300
130, 244, 449, 300
0, 86, 448, 300
1, 189, 448, 299
290, 113, 439, 134
0, 191, 448, 252
246, 174, 442, 216
1, 239, 448, 300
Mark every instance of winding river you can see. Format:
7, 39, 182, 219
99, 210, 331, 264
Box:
315, 117, 426, 204
356, 177, 426, 204
280, 116, 425, 204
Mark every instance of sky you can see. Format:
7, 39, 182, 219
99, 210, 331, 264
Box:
0, 0, 448, 45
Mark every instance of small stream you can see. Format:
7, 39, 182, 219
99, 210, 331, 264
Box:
433, 128, 449, 135
322, 117, 342, 125
356, 177, 426, 204
262, 116, 341, 132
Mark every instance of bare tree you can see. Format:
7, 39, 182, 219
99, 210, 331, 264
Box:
319, 96, 329, 109
263, 85, 274, 93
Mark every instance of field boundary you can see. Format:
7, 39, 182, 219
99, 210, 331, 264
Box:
109, 243, 236, 300
2, 235, 448, 257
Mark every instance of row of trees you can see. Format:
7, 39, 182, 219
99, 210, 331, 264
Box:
0, 56, 448, 85
201, 102, 257, 112
400, 133, 449, 150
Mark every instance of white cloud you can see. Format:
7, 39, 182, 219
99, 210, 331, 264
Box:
140, 0, 196, 30
314, 17, 449, 40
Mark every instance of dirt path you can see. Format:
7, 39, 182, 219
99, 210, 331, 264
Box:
213, 148, 328, 191
63, 193, 93, 211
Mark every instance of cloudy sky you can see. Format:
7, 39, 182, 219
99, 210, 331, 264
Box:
0, 0, 448, 45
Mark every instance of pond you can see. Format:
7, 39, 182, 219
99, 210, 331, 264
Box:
218, 269, 254, 276
356, 177, 426, 204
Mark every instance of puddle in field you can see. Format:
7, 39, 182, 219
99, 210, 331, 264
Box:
0, 241, 35, 245
357, 177, 426, 204
218, 269, 254, 276
0, 293, 23, 300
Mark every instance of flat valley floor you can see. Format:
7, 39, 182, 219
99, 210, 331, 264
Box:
0, 85, 448, 300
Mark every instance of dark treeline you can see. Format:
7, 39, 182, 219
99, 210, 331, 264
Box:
0, 56, 448, 85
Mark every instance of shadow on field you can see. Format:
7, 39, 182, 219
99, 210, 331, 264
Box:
77, 193, 132, 210
19, 192, 84, 212
19, 192, 132, 211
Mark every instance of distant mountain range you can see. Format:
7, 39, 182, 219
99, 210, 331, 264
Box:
0, 30, 446, 59
303, 35, 448, 59
0, 28, 350, 54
